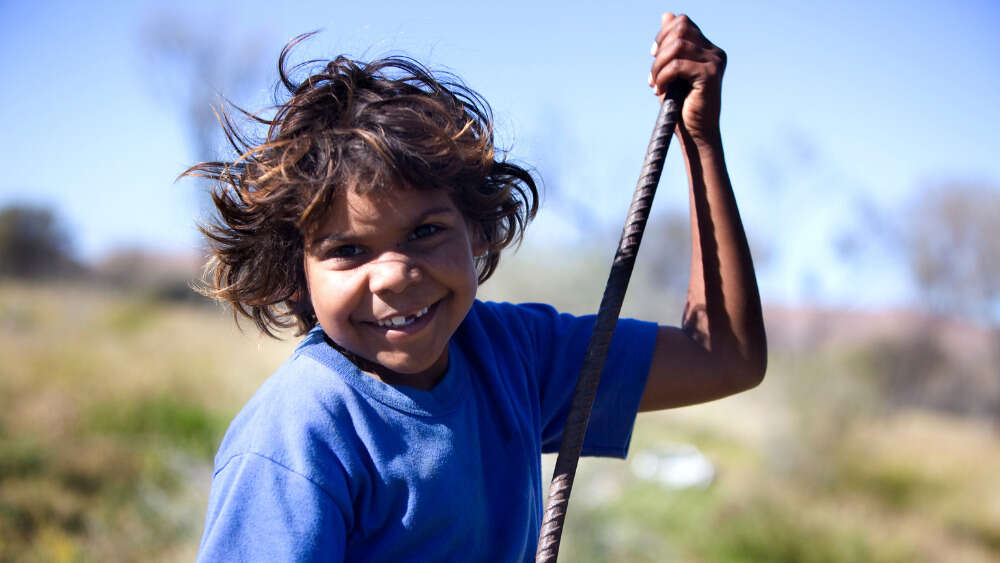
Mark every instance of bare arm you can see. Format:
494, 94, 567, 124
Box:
638, 13, 766, 411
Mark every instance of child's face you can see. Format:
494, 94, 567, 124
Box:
303, 186, 485, 386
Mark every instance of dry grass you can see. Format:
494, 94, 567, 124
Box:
1, 278, 998, 561
0, 281, 294, 561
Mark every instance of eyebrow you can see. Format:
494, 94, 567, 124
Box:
308, 205, 457, 248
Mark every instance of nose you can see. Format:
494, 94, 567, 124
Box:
367, 252, 422, 294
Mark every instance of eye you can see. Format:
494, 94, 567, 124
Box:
409, 224, 443, 241
329, 245, 364, 259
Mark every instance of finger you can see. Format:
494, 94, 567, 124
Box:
654, 13, 706, 49
653, 38, 712, 70
653, 12, 676, 45
651, 40, 723, 93
652, 56, 722, 96
651, 40, 708, 92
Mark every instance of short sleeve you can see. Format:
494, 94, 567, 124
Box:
477, 302, 658, 459
196, 452, 350, 562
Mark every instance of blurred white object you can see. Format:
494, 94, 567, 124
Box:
631, 444, 715, 489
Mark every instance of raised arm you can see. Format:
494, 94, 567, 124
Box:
638, 13, 766, 411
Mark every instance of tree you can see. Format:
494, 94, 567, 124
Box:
898, 182, 1000, 427
0, 204, 79, 279
902, 182, 1000, 325
138, 8, 270, 216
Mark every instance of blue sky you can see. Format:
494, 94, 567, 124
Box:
2, 0, 999, 308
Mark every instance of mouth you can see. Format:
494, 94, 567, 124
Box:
367, 300, 442, 334
375, 305, 431, 329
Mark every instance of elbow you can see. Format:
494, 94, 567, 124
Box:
745, 339, 768, 389
727, 362, 764, 394
712, 318, 767, 394
731, 338, 767, 392
740, 358, 766, 391
742, 320, 768, 387
707, 350, 766, 399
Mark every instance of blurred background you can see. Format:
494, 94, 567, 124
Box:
1, 0, 998, 560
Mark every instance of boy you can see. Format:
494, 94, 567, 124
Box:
192, 12, 765, 561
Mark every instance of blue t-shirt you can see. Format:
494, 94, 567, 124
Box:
197, 300, 657, 562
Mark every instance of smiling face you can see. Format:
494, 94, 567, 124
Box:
303, 187, 484, 389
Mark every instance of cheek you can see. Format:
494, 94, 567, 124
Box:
436, 240, 477, 282
451, 250, 481, 298
305, 264, 356, 325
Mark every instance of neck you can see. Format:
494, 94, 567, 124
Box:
323, 336, 444, 391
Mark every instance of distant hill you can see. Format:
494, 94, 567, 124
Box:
92, 249, 205, 303
764, 305, 998, 420
764, 305, 995, 357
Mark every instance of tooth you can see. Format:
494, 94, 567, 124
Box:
377, 306, 432, 328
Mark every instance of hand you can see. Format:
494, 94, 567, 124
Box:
649, 13, 726, 145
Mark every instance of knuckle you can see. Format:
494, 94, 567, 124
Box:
665, 38, 690, 59
715, 50, 728, 71
675, 14, 699, 36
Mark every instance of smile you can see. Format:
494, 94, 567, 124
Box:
375, 306, 430, 328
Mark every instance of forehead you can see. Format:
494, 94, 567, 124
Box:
314, 187, 460, 236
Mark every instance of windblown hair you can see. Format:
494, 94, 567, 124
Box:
185, 34, 539, 337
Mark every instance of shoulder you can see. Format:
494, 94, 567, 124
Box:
458, 300, 656, 385
212, 331, 361, 492
461, 300, 568, 343
463, 299, 655, 352
455, 301, 559, 366
200, 335, 359, 559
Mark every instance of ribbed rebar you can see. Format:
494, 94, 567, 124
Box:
535, 94, 683, 563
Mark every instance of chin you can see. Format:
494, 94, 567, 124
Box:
381, 353, 444, 376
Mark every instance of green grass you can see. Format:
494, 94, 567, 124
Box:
98, 297, 162, 334
0, 437, 47, 482
86, 394, 229, 460
558, 472, 916, 563
837, 457, 947, 510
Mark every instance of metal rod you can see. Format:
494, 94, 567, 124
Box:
535, 93, 683, 563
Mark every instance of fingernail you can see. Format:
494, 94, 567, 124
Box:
648, 72, 653, 86
662, 12, 670, 23
650, 41, 657, 56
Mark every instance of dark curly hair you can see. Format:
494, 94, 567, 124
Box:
184, 34, 539, 337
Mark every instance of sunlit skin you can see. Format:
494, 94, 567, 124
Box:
638, 12, 767, 410
303, 187, 485, 391
302, 12, 765, 407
